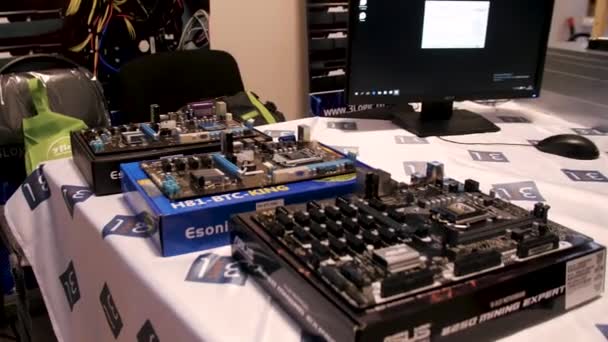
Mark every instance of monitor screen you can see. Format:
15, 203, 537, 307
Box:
347, 0, 555, 104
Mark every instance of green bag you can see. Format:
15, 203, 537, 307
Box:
23, 78, 87, 174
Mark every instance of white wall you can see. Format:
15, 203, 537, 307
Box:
549, 0, 589, 44
210, 0, 309, 121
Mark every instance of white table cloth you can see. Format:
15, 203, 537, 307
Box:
5, 101, 608, 341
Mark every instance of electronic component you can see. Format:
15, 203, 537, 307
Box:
140, 140, 356, 200
373, 244, 422, 273
298, 124, 311, 142
71, 101, 271, 195
231, 162, 604, 341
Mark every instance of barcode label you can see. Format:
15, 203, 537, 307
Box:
565, 249, 606, 310
256, 199, 284, 212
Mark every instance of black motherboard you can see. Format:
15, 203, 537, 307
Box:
238, 165, 591, 310
76, 101, 254, 156
140, 125, 357, 200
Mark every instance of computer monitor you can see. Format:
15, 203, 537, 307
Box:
347, 0, 555, 137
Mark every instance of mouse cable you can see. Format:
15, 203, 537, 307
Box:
436, 136, 534, 147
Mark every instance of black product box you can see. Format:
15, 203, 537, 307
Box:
231, 216, 606, 342
70, 130, 271, 196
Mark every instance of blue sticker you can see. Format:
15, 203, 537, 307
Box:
469, 150, 509, 163
562, 169, 608, 183
498, 116, 531, 123
102, 213, 156, 239
137, 320, 160, 342
61, 185, 93, 217
59, 261, 80, 311
572, 128, 607, 136
22, 165, 51, 210
100, 283, 123, 339
491, 181, 545, 202
597, 324, 608, 339
395, 136, 429, 144
185, 253, 247, 286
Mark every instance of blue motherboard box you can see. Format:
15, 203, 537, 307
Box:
121, 161, 363, 257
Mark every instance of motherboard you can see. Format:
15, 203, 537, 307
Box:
140, 125, 357, 200
233, 163, 594, 311
77, 101, 256, 156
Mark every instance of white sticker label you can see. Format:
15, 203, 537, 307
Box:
565, 249, 606, 310
256, 199, 285, 212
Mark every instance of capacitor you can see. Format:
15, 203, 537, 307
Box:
364, 172, 380, 199
215, 101, 227, 118
426, 161, 444, 184
298, 124, 311, 143
221, 131, 234, 156
161, 159, 172, 173
150, 104, 161, 123
175, 159, 186, 172
464, 179, 480, 192
246, 118, 255, 128
188, 157, 200, 170
225, 113, 233, 122
411, 172, 426, 185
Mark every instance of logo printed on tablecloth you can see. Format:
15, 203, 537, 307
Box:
330, 145, 360, 156
102, 213, 157, 239
469, 150, 509, 163
61, 185, 93, 217
498, 116, 531, 123
403, 161, 430, 176
562, 169, 608, 183
59, 261, 80, 311
596, 324, 608, 339
491, 181, 545, 202
22, 165, 50, 210
327, 121, 358, 131
572, 128, 607, 136
263, 130, 295, 138
137, 320, 160, 342
395, 136, 429, 144
100, 283, 123, 339
186, 253, 247, 286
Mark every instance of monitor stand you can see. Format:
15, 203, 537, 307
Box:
391, 101, 500, 137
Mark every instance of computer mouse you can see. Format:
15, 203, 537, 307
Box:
535, 134, 600, 160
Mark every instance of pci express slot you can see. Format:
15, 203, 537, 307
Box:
271, 158, 353, 183
445, 217, 536, 245
381, 268, 435, 298
516, 233, 559, 258
453, 250, 502, 277
211, 153, 242, 179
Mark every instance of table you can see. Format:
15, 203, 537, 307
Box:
4, 101, 608, 342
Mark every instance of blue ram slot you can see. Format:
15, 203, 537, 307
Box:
140, 123, 158, 141
305, 159, 353, 171
212, 153, 242, 178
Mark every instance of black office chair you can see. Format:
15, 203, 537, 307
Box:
115, 49, 246, 122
